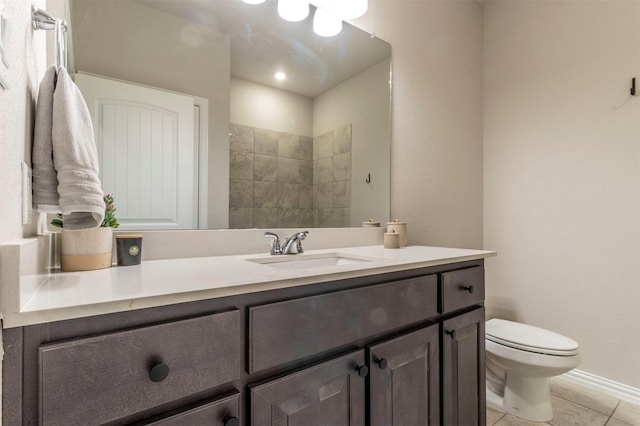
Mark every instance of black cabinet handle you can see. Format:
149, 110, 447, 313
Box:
148, 362, 170, 383
224, 416, 239, 426
356, 365, 369, 378
445, 330, 457, 339
374, 357, 388, 370
461, 285, 474, 293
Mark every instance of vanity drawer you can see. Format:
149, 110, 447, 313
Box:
249, 275, 438, 373
39, 310, 240, 426
145, 392, 240, 425
441, 266, 485, 313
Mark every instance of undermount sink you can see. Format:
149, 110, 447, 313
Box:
247, 253, 375, 270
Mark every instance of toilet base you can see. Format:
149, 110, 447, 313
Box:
489, 373, 553, 422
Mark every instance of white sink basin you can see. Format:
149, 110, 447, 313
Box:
247, 253, 375, 270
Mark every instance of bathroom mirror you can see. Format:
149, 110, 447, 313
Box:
69, 0, 391, 230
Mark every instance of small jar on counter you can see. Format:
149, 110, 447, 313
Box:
386, 219, 407, 247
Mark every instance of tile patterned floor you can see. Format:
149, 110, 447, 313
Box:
487, 378, 640, 426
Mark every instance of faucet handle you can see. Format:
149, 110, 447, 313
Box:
264, 232, 281, 255
293, 230, 309, 253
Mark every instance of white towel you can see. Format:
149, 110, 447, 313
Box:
51, 67, 105, 230
32, 65, 60, 212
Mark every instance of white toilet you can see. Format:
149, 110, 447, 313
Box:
485, 318, 581, 422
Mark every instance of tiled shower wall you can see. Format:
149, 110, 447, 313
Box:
313, 125, 352, 227
229, 123, 314, 228
229, 123, 352, 228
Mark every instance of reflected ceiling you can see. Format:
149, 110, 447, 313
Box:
135, 0, 390, 97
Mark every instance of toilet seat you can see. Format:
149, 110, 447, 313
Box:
486, 319, 579, 356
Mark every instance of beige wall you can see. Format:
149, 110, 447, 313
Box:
230, 77, 313, 136
313, 58, 392, 226
354, 1, 484, 248
483, 0, 640, 388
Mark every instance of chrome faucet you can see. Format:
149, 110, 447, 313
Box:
264, 231, 309, 255
264, 232, 281, 255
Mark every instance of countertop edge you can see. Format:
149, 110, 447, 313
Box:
2, 250, 495, 328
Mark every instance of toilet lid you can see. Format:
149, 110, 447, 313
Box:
486, 319, 579, 356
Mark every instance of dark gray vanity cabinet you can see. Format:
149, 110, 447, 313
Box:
442, 308, 486, 426
368, 325, 441, 426
38, 311, 241, 425
250, 351, 367, 425
1, 259, 487, 426
441, 266, 487, 426
144, 393, 241, 426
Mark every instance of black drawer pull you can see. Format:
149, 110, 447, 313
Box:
445, 330, 457, 339
224, 416, 240, 426
461, 285, 474, 293
374, 357, 388, 370
148, 362, 170, 383
357, 365, 369, 378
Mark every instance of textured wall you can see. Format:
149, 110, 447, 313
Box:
484, 0, 640, 388
0, 0, 45, 243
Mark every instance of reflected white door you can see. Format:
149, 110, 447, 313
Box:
76, 73, 197, 230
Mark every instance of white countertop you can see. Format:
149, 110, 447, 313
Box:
3, 245, 495, 328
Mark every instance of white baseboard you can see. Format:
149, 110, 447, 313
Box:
558, 369, 640, 404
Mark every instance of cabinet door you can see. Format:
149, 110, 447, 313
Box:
250, 350, 366, 426
368, 325, 440, 426
442, 307, 486, 426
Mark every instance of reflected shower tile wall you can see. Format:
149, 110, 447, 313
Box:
254, 129, 278, 155
277, 157, 299, 183
278, 183, 300, 209
229, 207, 253, 229
230, 151, 253, 181
229, 123, 313, 228
334, 125, 352, 155
300, 137, 313, 161
254, 154, 278, 182
254, 208, 278, 228
279, 133, 300, 159
299, 184, 313, 209
254, 181, 278, 208
229, 179, 253, 208
230, 123, 254, 152
333, 152, 351, 181
312, 124, 352, 227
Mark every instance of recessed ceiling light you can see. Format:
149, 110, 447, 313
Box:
275, 71, 287, 81
241, 0, 266, 4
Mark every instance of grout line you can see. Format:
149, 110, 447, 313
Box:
551, 386, 623, 417
604, 400, 622, 426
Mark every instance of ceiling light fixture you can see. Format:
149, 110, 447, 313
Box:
275, 71, 287, 81
313, 8, 342, 37
278, 0, 310, 22
241, 0, 266, 4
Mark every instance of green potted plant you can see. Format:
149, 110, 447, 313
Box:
52, 194, 120, 271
